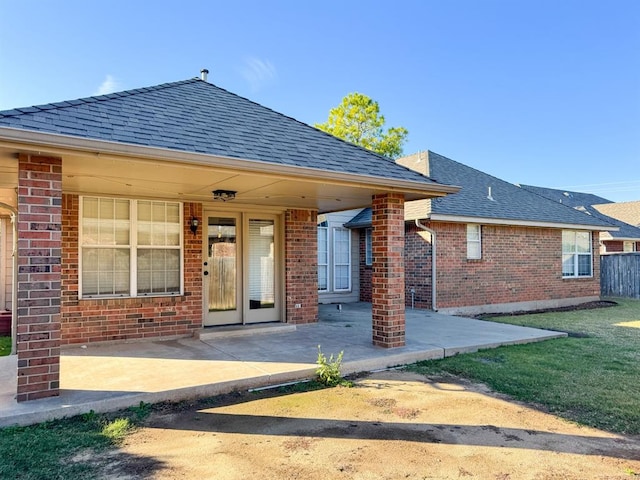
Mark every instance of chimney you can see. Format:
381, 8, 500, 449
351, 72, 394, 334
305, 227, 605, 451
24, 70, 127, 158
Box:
200, 68, 209, 82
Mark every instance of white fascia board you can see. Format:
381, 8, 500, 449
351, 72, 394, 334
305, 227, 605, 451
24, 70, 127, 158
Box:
0, 127, 460, 197
427, 213, 618, 232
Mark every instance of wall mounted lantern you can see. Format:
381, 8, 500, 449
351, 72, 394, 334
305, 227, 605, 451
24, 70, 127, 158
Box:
190, 216, 199, 235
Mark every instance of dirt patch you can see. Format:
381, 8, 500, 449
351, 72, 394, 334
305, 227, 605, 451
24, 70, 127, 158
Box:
106, 370, 640, 479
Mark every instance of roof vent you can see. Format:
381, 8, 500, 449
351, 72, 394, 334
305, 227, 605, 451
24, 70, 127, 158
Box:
487, 186, 494, 201
200, 68, 209, 82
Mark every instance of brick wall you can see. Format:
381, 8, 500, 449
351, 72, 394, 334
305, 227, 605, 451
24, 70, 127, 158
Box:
60, 194, 202, 345
409, 221, 601, 310
602, 241, 624, 253
359, 221, 602, 311
371, 194, 405, 348
358, 232, 372, 302
285, 209, 318, 324
602, 240, 640, 253
404, 222, 433, 308
16, 155, 62, 401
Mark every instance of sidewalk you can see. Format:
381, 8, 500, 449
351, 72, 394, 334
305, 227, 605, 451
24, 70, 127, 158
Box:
0, 304, 565, 427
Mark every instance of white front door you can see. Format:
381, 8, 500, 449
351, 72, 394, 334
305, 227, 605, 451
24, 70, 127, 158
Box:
203, 212, 281, 326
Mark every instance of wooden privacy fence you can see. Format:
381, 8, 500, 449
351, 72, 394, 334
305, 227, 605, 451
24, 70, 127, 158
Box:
600, 253, 640, 299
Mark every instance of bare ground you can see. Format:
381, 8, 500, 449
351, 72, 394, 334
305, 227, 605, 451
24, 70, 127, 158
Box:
104, 370, 640, 479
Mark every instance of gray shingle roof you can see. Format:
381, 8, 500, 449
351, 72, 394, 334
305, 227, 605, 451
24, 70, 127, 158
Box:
0, 78, 446, 186
521, 185, 640, 240
517, 185, 613, 208
347, 151, 613, 229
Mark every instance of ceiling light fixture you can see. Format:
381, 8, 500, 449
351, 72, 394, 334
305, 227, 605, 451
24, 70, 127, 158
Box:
212, 189, 237, 201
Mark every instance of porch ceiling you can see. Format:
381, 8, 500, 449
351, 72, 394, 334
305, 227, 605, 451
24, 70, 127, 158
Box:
0, 138, 457, 214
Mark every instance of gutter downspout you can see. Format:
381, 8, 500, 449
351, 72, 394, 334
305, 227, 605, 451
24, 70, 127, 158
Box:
415, 219, 437, 311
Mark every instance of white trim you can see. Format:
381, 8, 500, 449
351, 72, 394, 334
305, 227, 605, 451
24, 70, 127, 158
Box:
317, 226, 328, 292
79, 196, 184, 299
427, 213, 614, 232
332, 227, 351, 292
365, 228, 373, 266
466, 224, 482, 259
0, 127, 459, 197
562, 230, 593, 278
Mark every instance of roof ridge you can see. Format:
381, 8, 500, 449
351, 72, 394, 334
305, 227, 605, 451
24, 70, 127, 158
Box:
427, 150, 524, 189
202, 81, 405, 168
0, 78, 201, 117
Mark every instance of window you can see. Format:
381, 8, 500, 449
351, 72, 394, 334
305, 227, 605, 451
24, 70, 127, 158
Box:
467, 224, 482, 259
365, 228, 373, 266
623, 241, 636, 253
562, 230, 592, 278
333, 228, 351, 291
81, 197, 182, 298
317, 223, 328, 291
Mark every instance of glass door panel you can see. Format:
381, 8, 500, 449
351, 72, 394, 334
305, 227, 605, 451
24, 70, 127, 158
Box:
245, 216, 281, 324
204, 215, 241, 326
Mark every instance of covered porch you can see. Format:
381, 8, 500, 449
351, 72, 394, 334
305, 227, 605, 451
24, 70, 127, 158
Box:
0, 302, 565, 427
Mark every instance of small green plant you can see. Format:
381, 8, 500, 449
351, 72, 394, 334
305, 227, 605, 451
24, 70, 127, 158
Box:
0, 336, 11, 356
129, 401, 152, 420
316, 345, 345, 387
101, 418, 132, 442
81, 409, 97, 422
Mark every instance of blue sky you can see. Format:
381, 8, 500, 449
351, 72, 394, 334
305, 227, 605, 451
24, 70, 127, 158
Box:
1, 0, 638, 201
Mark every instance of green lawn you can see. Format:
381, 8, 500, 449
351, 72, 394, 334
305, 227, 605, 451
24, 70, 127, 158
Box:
407, 297, 640, 435
0, 406, 148, 480
0, 336, 10, 356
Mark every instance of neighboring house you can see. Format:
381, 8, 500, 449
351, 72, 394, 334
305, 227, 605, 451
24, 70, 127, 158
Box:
346, 151, 614, 316
317, 210, 361, 304
0, 75, 458, 401
593, 201, 640, 229
0, 217, 13, 314
520, 185, 640, 253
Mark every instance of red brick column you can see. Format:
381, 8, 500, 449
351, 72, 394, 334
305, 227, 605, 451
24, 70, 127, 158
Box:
16, 154, 62, 401
285, 209, 318, 324
372, 193, 405, 348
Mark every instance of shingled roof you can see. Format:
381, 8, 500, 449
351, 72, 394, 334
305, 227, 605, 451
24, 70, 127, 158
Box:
346, 151, 612, 229
0, 78, 448, 187
521, 185, 640, 241
593, 201, 640, 228
518, 185, 613, 209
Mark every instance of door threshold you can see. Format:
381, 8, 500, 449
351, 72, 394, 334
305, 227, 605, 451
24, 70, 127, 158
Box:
194, 322, 296, 341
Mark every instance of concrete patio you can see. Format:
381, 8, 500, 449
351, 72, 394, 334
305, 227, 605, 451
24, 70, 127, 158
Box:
0, 303, 566, 427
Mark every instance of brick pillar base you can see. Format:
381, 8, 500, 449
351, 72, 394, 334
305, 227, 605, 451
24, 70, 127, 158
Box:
372, 193, 405, 348
285, 209, 318, 324
16, 155, 62, 401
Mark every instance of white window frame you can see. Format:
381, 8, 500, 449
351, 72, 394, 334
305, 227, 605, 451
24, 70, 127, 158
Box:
562, 230, 593, 278
365, 228, 373, 266
623, 241, 636, 252
317, 225, 328, 292
467, 224, 482, 259
332, 227, 351, 292
79, 196, 184, 299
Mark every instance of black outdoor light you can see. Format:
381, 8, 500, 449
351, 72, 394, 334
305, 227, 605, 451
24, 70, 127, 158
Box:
190, 216, 199, 235
212, 189, 237, 201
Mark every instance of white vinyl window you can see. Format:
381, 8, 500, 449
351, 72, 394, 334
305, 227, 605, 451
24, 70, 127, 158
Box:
467, 224, 482, 259
623, 241, 636, 252
365, 228, 373, 266
317, 224, 328, 291
333, 227, 351, 291
562, 230, 592, 278
80, 197, 182, 298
